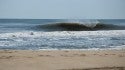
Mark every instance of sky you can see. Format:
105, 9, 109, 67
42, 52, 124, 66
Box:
0, 0, 125, 19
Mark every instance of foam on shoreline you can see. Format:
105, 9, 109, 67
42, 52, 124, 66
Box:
0, 30, 125, 50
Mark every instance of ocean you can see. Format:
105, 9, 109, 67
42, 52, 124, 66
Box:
0, 19, 125, 50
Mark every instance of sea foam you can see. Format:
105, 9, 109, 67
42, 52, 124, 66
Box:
0, 30, 125, 50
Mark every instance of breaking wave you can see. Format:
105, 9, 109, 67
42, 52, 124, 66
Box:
36, 22, 125, 31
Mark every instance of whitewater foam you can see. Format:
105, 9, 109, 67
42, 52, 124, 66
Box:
0, 30, 125, 50
0, 30, 125, 38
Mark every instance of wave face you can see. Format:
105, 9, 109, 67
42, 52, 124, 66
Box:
37, 22, 125, 31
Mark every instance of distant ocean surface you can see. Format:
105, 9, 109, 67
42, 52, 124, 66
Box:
0, 19, 125, 50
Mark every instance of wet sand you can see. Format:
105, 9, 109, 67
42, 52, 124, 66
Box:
0, 50, 125, 70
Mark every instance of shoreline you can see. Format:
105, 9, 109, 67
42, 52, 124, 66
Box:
0, 49, 125, 70
1, 47, 125, 51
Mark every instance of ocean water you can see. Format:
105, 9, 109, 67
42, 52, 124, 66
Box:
0, 19, 125, 50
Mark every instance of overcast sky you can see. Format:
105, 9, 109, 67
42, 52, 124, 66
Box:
0, 0, 125, 19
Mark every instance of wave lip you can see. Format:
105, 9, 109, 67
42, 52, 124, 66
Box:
37, 22, 125, 31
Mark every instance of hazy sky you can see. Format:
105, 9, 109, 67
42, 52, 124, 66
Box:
0, 0, 125, 19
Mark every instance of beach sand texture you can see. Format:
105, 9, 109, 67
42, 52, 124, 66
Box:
0, 50, 125, 70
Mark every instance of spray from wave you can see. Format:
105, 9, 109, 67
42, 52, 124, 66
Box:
36, 19, 125, 31
64, 19, 99, 28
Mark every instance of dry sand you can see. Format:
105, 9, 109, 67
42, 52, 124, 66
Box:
0, 50, 125, 70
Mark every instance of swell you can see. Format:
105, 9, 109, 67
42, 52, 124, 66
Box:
36, 22, 125, 31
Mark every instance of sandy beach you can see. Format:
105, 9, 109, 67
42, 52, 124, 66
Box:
0, 50, 125, 70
